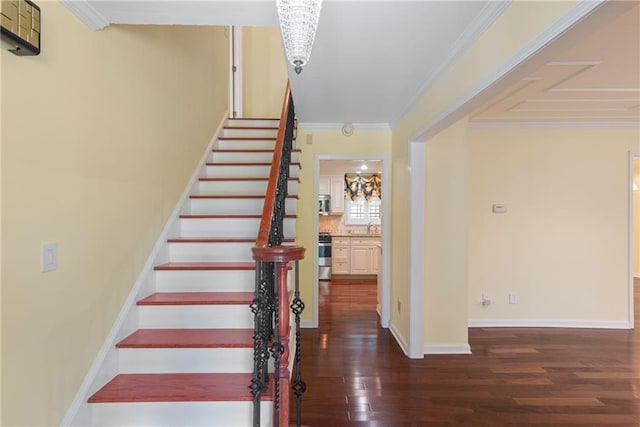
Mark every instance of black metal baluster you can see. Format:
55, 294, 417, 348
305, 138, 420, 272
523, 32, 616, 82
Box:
290, 260, 306, 427
270, 266, 282, 427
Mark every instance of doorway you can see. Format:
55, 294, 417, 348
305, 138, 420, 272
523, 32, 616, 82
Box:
314, 155, 390, 329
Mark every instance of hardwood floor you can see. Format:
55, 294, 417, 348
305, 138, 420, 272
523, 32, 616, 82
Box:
294, 277, 640, 426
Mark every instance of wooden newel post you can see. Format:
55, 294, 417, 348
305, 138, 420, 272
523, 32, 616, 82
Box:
252, 246, 305, 427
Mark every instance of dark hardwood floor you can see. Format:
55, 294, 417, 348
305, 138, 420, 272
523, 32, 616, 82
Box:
294, 277, 640, 426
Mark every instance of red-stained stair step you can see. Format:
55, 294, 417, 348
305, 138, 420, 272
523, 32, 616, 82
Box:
218, 137, 277, 141
211, 149, 302, 153
190, 194, 299, 199
167, 237, 294, 243
88, 373, 272, 403
199, 177, 300, 182
154, 262, 255, 271
179, 214, 296, 219
116, 328, 254, 349
137, 292, 253, 306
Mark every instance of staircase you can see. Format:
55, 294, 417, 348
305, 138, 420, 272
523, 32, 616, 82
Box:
82, 118, 301, 426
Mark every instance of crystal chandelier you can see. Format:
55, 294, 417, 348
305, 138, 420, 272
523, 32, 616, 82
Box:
276, 0, 322, 74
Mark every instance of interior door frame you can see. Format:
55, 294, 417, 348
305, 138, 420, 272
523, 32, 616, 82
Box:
314, 154, 391, 329
629, 151, 639, 327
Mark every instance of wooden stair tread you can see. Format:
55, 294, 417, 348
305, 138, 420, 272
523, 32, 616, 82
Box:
199, 177, 299, 182
88, 373, 271, 403
179, 214, 297, 219
116, 328, 254, 348
211, 149, 302, 153
218, 137, 277, 140
190, 194, 298, 199
154, 262, 255, 271
206, 162, 301, 166
168, 237, 295, 243
138, 292, 254, 305
223, 126, 278, 130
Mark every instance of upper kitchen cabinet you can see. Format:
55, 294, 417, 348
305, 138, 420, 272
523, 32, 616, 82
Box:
319, 175, 345, 214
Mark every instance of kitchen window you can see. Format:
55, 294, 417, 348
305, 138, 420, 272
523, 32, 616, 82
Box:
345, 197, 381, 225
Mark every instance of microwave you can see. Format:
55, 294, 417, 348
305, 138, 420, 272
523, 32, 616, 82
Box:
318, 194, 331, 215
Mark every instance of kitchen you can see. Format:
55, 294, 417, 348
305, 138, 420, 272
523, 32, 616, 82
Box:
317, 159, 385, 321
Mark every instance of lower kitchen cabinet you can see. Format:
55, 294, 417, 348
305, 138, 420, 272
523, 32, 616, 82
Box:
349, 237, 380, 275
332, 237, 350, 274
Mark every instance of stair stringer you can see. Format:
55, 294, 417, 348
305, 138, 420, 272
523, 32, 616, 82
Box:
60, 114, 228, 427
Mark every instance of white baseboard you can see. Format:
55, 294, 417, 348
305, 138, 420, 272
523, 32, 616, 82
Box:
389, 322, 410, 357
468, 319, 632, 329
300, 320, 317, 329
424, 344, 472, 355
60, 114, 228, 427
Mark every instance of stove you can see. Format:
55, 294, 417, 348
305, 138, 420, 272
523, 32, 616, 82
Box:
318, 233, 332, 280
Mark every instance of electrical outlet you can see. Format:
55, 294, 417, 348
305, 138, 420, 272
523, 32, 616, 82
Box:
482, 292, 491, 307
509, 292, 517, 304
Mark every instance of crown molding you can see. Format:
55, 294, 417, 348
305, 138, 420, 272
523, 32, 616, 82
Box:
62, 0, 110, 31
469, 121, 640, 130
409, 0, 608, 141
390, 0, 511, 127
299, 123, 391, 132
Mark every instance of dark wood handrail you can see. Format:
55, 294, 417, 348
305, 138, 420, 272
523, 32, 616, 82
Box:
255, 81, 292, 249
250, 81, 306, 427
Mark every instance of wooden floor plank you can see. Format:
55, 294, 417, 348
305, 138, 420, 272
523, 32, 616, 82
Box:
292, 278, 640, 426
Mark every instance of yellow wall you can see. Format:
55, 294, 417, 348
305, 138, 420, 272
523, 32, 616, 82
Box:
390, 1, 578, 344
635, 159, 640, 276
424, 119, 469, 346
1, 3, 229, 425
468, 128, 639, 323
242, 27, 288, 118
295, 129, 392, 323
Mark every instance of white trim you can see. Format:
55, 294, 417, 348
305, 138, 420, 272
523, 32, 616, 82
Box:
299, 123, 391, 132
389, 322, 409, 357
61, 0, 110, 31
629, 151, 639, 329
424, 344, 472, 355
407, 142, 425, 359
468, 319, 632, 329
390, 1, 511, 127
469, 121, 640, 130
60, 114, 228, 427
232, 26, 243, 118
300, 320, 316, 329
409, 0, 606, 141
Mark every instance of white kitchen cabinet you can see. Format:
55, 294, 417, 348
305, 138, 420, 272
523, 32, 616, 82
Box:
332, 237, 350, 274
349, 237, 380, 275
329, 176, 345, 213
319, 175, 345, 214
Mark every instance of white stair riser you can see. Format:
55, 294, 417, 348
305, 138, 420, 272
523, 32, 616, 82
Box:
91, 401, 272, 426
227, 119, 279, 128
155, 270, 255, 292
223, 128, 278, 138
210, 151, 300, 164
189, 197, 297, 215
217, 139, 276, 150
205, 164, 299, 178
198, 180, 298, 196
118, 348, 255, 373
168, 242, 254, 262
138, 305, 253, 329
180, 217, 296, 238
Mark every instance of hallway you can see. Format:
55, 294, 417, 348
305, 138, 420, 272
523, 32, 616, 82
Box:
297, 278, 640, 426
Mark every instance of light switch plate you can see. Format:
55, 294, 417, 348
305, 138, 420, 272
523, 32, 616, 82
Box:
41, 243, 58, 272
492, 204, 507, 213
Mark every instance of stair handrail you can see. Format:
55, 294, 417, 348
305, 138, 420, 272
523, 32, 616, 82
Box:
251, 81, 306, 427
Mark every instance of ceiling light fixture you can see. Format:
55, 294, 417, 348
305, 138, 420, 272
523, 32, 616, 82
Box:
276, 0, 322, 75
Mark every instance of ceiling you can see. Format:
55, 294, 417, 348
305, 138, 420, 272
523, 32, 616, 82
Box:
470, 4, 640, 128
65, 1, 639, 128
